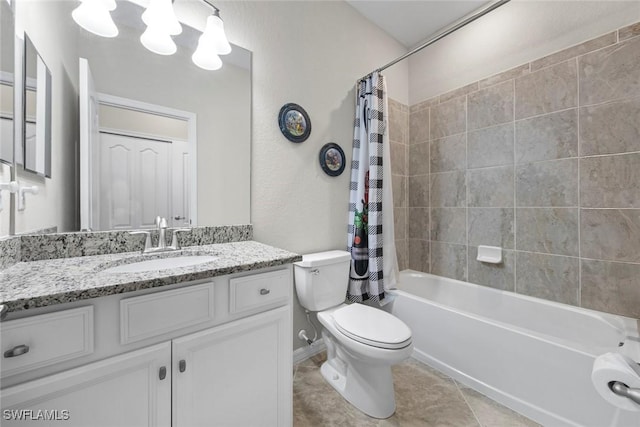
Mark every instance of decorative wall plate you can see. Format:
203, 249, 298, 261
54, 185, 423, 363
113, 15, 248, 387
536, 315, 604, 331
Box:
319, 143, 345, 177
278, 103, 311, 143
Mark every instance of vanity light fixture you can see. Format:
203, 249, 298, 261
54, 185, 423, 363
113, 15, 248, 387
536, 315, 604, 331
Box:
192, 1, 231, 70
140, 0, 181, 56
71, 0, 119, 38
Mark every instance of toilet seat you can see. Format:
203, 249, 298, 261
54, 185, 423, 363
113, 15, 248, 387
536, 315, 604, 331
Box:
333, 304, 412, 350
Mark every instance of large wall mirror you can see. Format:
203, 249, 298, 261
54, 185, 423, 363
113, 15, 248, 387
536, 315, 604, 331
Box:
0, 0, 15, 166
23, 34, 52, 177
9, 0, 251, 236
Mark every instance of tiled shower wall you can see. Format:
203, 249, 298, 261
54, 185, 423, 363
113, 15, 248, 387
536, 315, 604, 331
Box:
393, 21, 640, 320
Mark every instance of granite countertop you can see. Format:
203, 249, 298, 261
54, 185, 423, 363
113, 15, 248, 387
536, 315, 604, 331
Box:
0, 241, 301, 313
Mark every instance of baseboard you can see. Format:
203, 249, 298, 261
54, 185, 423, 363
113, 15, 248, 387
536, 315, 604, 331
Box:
292, 338, 326, 365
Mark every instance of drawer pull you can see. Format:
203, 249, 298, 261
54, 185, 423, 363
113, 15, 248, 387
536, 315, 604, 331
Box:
179, 359, 186, 373
4, 344, 30, 358
260, 288, 270, 295
159, 366, 167, 380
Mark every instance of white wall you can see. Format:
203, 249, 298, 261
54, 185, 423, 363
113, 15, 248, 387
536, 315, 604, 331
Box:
14, 0, 79, 234
212, 0, 409, 350
408, 0, 640, 103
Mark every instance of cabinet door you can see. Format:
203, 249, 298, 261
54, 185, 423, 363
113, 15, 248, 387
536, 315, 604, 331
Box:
1, 342, 171, 427
173, 306, 292, 427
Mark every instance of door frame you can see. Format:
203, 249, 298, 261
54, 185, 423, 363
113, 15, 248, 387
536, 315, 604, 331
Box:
96, 93, 198, 227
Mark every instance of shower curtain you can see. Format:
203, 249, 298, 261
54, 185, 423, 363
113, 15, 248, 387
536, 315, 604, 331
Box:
347, 72, 399, 304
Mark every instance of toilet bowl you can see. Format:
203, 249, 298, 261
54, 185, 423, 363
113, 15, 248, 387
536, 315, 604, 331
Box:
294, 250, 413, 419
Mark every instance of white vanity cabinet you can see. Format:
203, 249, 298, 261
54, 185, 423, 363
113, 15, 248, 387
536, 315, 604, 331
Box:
0, 267, 293, 427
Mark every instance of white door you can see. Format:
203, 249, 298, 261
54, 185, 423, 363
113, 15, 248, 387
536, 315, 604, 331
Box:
170, 140, 190, 228
172, 307, 292, 427
1, 343, 171, 427
79, 58, 100, 231
99, 133, 170, 230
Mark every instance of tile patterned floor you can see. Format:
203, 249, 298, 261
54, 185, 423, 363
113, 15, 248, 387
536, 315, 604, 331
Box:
293, 353, 541, 427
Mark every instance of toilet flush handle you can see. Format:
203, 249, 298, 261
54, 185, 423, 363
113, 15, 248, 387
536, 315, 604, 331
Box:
311, 269, 320, 275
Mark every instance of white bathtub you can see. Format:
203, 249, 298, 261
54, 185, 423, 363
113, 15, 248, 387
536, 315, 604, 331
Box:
387, 270, 640, 427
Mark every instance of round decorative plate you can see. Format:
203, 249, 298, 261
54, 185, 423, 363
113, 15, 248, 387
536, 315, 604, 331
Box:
319, 143, 345, 177
278, 103, 311, 143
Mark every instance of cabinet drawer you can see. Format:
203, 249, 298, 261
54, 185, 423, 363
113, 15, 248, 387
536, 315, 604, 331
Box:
1, 306, 94, 378
230, 269, 290, 314
120, 282, 215, 345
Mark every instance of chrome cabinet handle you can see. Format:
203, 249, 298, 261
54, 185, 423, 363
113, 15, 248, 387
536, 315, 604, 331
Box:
179, 359, 186, 373
159, 366, 167, 380
4, 344, 30, 358
260, 288, 270, 295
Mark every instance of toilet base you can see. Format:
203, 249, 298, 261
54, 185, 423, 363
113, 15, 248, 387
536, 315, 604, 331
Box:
320, 332, 397, 419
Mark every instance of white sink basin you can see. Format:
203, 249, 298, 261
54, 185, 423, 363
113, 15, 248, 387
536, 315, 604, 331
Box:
102, 255, 219, 274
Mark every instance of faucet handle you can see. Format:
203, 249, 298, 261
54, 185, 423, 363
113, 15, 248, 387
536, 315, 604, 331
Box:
129, 230, 152, 252
170, 229, 191, 250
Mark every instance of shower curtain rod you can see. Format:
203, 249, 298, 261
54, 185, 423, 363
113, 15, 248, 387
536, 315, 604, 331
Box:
359, 0, 511, 81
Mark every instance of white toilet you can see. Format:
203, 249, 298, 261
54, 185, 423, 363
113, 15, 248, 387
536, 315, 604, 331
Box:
294, 250, 413, 419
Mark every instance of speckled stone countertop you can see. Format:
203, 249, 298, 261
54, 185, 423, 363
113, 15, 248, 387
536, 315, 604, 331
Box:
0, 241, 301, 313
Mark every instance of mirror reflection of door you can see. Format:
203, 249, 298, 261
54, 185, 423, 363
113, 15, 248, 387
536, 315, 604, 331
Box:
79, 58, 196, 232
0, 0, 15, 165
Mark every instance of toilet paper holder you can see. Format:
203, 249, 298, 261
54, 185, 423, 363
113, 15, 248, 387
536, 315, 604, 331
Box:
610, 381, 640, 406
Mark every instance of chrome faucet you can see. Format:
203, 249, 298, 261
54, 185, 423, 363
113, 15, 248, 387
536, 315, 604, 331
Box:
130, 216, 191, 254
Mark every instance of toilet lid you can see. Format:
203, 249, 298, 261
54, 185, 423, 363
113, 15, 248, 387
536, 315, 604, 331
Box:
333, 304, 412, 350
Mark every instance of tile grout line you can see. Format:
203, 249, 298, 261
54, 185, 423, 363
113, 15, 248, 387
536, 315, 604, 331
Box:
576, 55, 582, 308
513, 77, 518, 294
465, 94, 470, 281
428, 106, 432, 273
454, 380, 484, 427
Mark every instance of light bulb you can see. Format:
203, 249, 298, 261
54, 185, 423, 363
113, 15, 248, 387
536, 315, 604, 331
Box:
192, 36, 222, 70
72, 0, 118, 38
142, 0, 182, 36
140, 26, 177, 55
202, 14, 231, 55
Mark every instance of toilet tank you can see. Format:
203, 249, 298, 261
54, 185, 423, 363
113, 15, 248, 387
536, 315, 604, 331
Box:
294, 250, 352, 311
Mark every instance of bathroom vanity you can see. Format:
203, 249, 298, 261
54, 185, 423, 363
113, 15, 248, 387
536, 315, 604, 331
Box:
0, 238, 300, 426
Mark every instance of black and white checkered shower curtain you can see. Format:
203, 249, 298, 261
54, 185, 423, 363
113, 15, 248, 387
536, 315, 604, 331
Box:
347, 72, 386, 303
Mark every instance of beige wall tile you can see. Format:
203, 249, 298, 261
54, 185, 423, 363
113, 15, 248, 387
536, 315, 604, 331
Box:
468, 208, 514, 249
581, 209, 640, 263
390, 141, 406, 175
580, 96, 640, 156
468, 247, 515, 291
580, 153, 640, 208
439, 82, 478, 104
392, 174, 406, 208
408, 207, 429, 240
478, 64, 529, 90
581, 259, 640, 319
408, 239, 430, 273
430, 208, 466, 244
430, 133, 466, 173
388, 98, 408, 144
394, 207, 407, 241
468, 80, 514, 131
430, 96, 466, 140
408, 141, 429, 175
408, 175, 429, 208
468, 166, 515, 207
516, 159, 578, 207
431, 242, 467, 281
515, 252, 579, 305
396, 239, 408, 271
430, 171, 466, 207
619, 22, 640, 42
516, 208, 579, 256
515, 109, 578, 163
410, 96, 439, 113
579, 36, 640, 106
410, 108, 429, 144
467, 123, 514, 169
530, 32, 616, 72
515, 60, 577, 119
